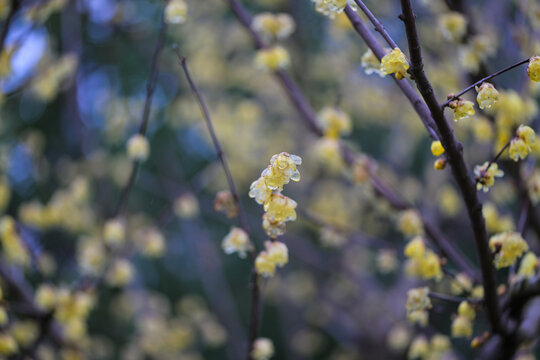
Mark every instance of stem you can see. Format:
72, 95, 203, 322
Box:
112, 10, 167, 218
442, 58, 530, 108
400, 0, 502, 334
429, 291, 477, 304
343, 6, 439, 141
476, 141, 510, 184
174, 48, 251, 235
353, 0, 398, 49
174, 46, 261, 359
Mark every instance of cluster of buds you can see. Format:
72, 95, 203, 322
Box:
430, 140, 447, 170
404, 236, 443, 281
452, 301, 476, 338
249, 152, 301, 276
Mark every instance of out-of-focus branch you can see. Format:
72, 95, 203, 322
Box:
173, 47, 261, 360
0, 0, 21, 54
442, 58, 531, 108
353, 0, 398, 49
399, 0, 501, 335
343, 6, 439, 141
112, 10, 167, 218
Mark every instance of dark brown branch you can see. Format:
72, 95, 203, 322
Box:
442, 58, 530, 108
400, 0, 502, 334
343, 6, 439, 141
429, 291, 479, 304
112, 11, 167, 218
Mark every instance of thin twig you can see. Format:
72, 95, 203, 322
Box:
112, 11, 167, 218
173, 46, 260, 360
400, 0, 502, 335
442, 58, 530, 108
354, 0, 398, 49
476, 141, 510, 184
173, 47, 251, 235
429, 291, 480, 305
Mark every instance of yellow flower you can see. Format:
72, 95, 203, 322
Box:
222, 227, 252, 258
404, 236, 426, 259
489, 232, 528, 268
438, 12, 467, 41
106, 259, 134, 287
35, 284, 57, 311
452, 315, 473, 338
12, 320, 39, 347
255, 251, 276, 277
361, 49, 385, 77
312, 0, 356, 17
165, 0, 187, 24
0, 333, 17, 355
408, 336, 429, 359
251, 338, 275, 360
474, 162, 503, 192
457, 301, 476, 321
528, 55, 540, 82
398, 209, 424, 237
430, 141, 445, 156
252, 13, 295, 40
517, 252, 538, 278
264, 193, 297, 224
380, 48, 409, 80
103, 218, 125, 248
476, 82, 499, 110
265, 240, 288, 267
174, 193, 200, 219
450, 99, 475, 122
527, 169, 540, 204
262, 213, 286, 238
406, 287, 431, 314
509, 125, 536, 161
255, 46, 290, 71
433, 158, 447, 170
136, 228, 166, 258
126, 134, 150, 162
317, 107, 352, 139
249, 177, 272, 205
262, 152, 302, 191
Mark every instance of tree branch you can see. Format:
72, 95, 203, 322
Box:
442, 58, 531, 108
399, 0, 502, 334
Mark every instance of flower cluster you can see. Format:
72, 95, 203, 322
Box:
474, 162, 504, 192
252, 13, 295, 41
398, 209, 424, 237
406, 287, 432, 327
312, 107, 351, 173
408, 334, 453, 360
509, 125, 536, 161
249, 153, 301, 276
254, 241, 289, 277
380, 48, 410, 80
404, 236, 442, 281
489, 231, 528, 269
255, 46, 291, 71
451, 301, 476, 338
476, 82, 499, 110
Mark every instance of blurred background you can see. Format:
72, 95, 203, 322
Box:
0, 0, 539, 359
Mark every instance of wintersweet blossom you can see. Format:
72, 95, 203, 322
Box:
380, 48, 410, 80
430, 141, 445, 156
251, 338, 275, 360
255, 46, 290, 71
474, 162, 503, 192
252, 13, 295, 40
509, 125, 536, 161
222, 227, 252, 258
489, 232, 528, 268
127, 134, 150, 161
165, 0, 187, 24
476, 82, 499, 110
449, 99, 475, 121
